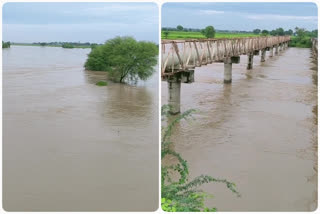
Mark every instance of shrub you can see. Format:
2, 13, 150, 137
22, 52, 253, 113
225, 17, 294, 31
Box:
95, 81, 108, 86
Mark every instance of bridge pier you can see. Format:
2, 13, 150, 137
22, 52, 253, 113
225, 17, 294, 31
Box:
275, 44, 279, 55
269, 46, 274, 57
247, 53, 254, 69
167, 76, 181, 115
261, 48, 266, 62
224, 57, 232, 83
165, 70, 195, 114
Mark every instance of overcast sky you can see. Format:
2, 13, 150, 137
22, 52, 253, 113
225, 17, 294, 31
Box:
3, 2, 158, 43
162, 2, 318, 31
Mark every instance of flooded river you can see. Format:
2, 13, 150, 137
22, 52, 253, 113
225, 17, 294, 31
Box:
162, 48, 317, 211
3, 46, 158, 211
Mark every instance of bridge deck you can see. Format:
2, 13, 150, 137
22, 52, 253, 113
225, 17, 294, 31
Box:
161, 36, 291, 76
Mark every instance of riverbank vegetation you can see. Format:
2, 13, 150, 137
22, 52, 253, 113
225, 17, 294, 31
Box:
161, 105, 240, 212
2, 41, 11, 48
289, 27, 317, 48
12, 42, 96, 49
162, 25, 318, 48
62, 43, 74, 48
85, 36, 158, 83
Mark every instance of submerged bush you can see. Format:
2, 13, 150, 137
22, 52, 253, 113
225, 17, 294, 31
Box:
95, 81, 108, 86
84, 36, 158, 83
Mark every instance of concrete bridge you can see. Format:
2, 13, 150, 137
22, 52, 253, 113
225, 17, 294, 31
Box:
161, 36, 291, 114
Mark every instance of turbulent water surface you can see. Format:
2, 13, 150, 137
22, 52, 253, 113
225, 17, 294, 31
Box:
162, 47, 317, 211
3, 46, 159, 211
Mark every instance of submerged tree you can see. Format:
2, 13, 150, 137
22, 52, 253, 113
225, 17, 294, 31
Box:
85, 36, 158, 83
161, 105, 240, 212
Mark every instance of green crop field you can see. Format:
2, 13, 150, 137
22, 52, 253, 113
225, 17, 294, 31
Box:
161, 31, 258, 40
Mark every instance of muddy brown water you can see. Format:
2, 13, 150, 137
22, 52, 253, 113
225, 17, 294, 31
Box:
3, 46, 159, 211
162, 48, 317, 211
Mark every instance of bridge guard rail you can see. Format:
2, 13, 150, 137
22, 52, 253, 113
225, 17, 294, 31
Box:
161, 36, 291, 76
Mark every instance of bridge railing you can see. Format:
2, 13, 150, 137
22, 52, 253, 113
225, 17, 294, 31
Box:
162, 36, 291, 76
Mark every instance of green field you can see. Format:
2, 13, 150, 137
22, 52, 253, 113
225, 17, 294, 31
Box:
162, 31, 258, 40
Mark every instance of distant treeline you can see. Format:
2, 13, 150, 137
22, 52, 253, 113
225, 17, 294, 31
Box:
162, 26, 318, 37
34, 42, 101, 48
34, 42, 100, 46
163, 25, 317, 48
2, 41, 11, 48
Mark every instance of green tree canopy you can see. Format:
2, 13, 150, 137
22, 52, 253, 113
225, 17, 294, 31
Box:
275, 27, 285, 36
270, 30, 277, 36
84, 36, 158, 83
310, 29, 318, 38
261, 29, 269, 36
295, 27, 307, 39
269, 28, 285, 36
284, 29, 293, 35
177, 25, 184, 31
253, 29, 261, 34
201, 26, 216, 38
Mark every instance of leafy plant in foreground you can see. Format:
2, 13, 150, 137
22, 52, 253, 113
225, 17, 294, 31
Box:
161, 105, 240, 212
